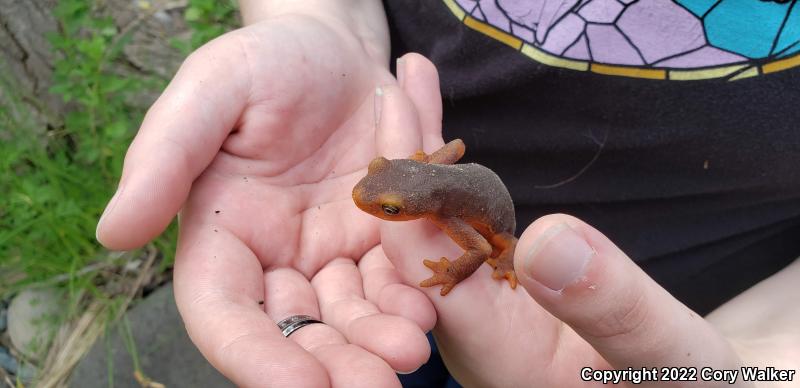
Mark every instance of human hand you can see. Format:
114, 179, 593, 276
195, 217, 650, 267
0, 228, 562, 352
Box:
385, 211, 799, 387
379, 58, 799, 387
381, 211, 755, 387
96, 6, 440, 386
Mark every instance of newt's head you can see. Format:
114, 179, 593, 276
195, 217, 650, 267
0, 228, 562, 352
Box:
352, 156, 437, 221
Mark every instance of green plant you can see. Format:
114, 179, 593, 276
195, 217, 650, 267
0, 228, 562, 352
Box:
0, 0, 170, 299
173, 0, 239, 54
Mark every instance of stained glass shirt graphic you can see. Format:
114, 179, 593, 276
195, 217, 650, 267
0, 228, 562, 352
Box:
443, 0, 800, 80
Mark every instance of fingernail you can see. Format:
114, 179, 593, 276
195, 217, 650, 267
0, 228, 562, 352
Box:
396, 57, 406, 87
374, 86, 384, 127
525, 223, 593, 291
396, 366, 421, 375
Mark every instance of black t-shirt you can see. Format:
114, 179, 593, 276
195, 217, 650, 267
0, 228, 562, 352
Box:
384, 0, 800, 314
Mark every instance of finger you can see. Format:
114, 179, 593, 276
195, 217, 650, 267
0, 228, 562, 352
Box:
173, 222, 328, 387
375, 83, 423, 159
264, 268, 344, 346
514, 214, 743, 371
97, 33, 250, 250
264, 269, 400, 388
397, 53, 444, 153
359, 245, 437, 332
311, 258, 431, 373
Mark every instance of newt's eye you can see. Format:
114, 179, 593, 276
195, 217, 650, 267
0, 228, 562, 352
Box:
381, 204, 400, 215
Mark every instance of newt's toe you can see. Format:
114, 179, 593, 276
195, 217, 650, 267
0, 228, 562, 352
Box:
490, 263, 517, 289
423, 257, 450, 272
505, 270, 518, 289
420, 257, 458, 296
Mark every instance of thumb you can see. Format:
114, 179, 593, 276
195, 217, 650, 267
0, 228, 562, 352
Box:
374, 51, 447, 159
515, 214, 744, 375
397, 53, 444, 153
374, 53, 445, 159
96, 36, 248, 250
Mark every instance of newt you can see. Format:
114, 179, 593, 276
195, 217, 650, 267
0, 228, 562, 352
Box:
352, 139, 518, 296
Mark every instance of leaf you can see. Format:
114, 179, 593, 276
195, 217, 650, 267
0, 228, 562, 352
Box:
185, 7, 202, 21
101, 77, 129, 94
104, 121, 128, 139
101, 26, 118, 37
77, 36, 106, 61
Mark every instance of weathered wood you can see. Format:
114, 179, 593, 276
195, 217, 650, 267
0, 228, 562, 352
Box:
0, 0, 192, 128
0, 0, 60, 128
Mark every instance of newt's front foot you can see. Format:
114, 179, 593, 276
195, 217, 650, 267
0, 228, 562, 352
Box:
420, 257, 459, 296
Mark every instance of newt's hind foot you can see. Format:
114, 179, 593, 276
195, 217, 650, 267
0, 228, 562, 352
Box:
420, 257, 459, 296
486, 258, 518, 289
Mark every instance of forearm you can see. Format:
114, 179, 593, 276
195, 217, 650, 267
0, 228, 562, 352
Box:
237, 0, 390, 64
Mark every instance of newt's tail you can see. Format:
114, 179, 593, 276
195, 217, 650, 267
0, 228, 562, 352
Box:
408, 139, 465, 165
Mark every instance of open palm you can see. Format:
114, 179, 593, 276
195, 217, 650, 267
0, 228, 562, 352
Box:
97, 17, 439, 387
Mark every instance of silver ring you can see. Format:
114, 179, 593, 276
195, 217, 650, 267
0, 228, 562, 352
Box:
277, 315, 324, 337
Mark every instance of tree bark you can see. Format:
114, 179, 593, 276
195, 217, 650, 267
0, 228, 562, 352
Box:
0, 0, 191, 129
